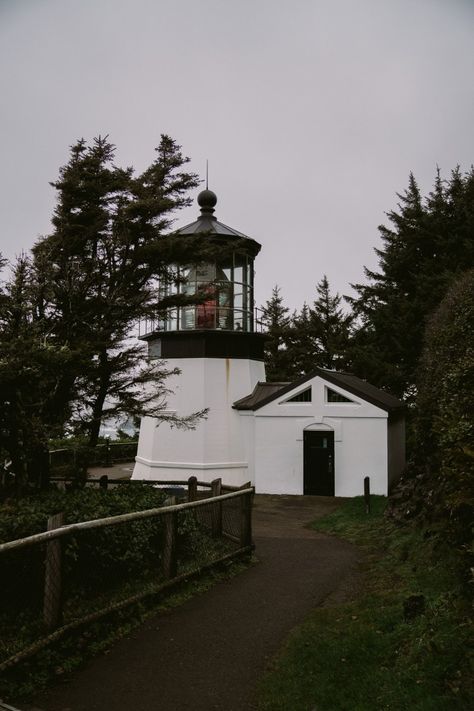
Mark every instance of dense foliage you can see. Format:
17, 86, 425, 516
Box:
260, 277, 352, 381
348, 168, 474, 399
395, 270, 474, 584
0, 135, 210, 488
0, 483, 167, 609
259, 285, 293, 382
260, 169, 474, 399
31, 135, 203, 446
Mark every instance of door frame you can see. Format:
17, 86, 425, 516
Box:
303, 428, 335, 496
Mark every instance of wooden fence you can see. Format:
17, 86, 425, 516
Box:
49, 439, 138, 471
0, 477, 254, 671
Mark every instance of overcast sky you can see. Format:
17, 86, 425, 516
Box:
1, 0, 473, 311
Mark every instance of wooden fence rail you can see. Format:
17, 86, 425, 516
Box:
0, 477, 254, 665
0, 485, 253, 555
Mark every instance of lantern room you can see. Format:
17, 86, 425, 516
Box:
142, 189, 261, 338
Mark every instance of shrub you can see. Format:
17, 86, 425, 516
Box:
0, 483, 167, 610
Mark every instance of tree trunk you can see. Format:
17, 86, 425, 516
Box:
88, 351, 111, 448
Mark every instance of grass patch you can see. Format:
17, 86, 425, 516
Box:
257, 496, 472, 711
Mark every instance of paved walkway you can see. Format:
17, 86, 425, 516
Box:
26, 495, 360, 711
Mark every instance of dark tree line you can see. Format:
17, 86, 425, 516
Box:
260, 277, 352, 382
260, 166, 474, 561
261, 167, 474, 401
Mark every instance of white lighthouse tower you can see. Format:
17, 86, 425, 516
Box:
133, 189, 266, 486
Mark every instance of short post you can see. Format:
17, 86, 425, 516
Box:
211, 478, 222, 537
162, 496, 177, 579
364, 476, 371, 514
99, 474, 108, 490
104, 437, 111, 467
43, 512, 65, 631
188, 475, 198, 502
239, 489, 253, 548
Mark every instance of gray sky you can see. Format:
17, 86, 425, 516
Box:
1, 0, 473, 311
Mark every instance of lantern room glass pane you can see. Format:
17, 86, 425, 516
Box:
196, 263, 215, 282
166, 309, 178, 331
217, 281, 232, 329
154, 254, 256, 333
180, 306, 195, 330
234, 309, 244, 331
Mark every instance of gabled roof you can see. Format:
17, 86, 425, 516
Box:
233, 368, 404, 413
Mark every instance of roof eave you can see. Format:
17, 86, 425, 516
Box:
244, 369, 405, 413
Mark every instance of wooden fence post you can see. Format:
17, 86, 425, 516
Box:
239, 490, 252, 548
104, 437, 111, 467
211, 478, 222, 537
188, 475, 197, 502
364, 476, 371, 514
162, 496, 177, 579
43, 512, 64, 631
99, 474, 108, 490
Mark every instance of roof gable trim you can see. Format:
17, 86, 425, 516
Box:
235, 369, 404, 413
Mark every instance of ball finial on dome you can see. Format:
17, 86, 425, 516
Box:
197, 189, 217, 215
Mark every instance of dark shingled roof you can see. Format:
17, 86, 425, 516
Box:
233, 369, 405, 414
233, 382, 289, 410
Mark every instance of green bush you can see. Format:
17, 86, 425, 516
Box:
0, 484, 167, 610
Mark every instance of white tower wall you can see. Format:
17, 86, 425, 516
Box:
133, 357, 265, 486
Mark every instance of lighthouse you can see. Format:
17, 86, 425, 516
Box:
133, 189, 266, 486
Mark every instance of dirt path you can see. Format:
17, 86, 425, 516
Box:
26, 495, 360, 711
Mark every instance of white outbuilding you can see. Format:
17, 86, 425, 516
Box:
233, 370, 405, 497
133, 190, 405, 496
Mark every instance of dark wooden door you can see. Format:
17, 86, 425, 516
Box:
303, 431, 335, 495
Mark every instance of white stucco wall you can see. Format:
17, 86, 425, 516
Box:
134, 366, 396, 497
133, 357, 264, 486
251, 376, 390, 497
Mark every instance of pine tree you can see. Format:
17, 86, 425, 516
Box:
0, 255, 73, 488
32, 134, 204, 446
348, 168, 474, 399
287, 277, 352, 375
288, 302, 319, 376
311, 275, 352, 370
260, 286, 293, 381
402, 270, 474, 556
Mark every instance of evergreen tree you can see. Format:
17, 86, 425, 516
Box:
0, 255, 72, 488
348, 168, 474, 399
287, 277, 352, 376
311, 275, 352, 370
395, 271, 474, 566
32, 134, 205, 447
288, 302, 319, 376
260, 286, 293, 381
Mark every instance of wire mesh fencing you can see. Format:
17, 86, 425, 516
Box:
0, 478, 253, 671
